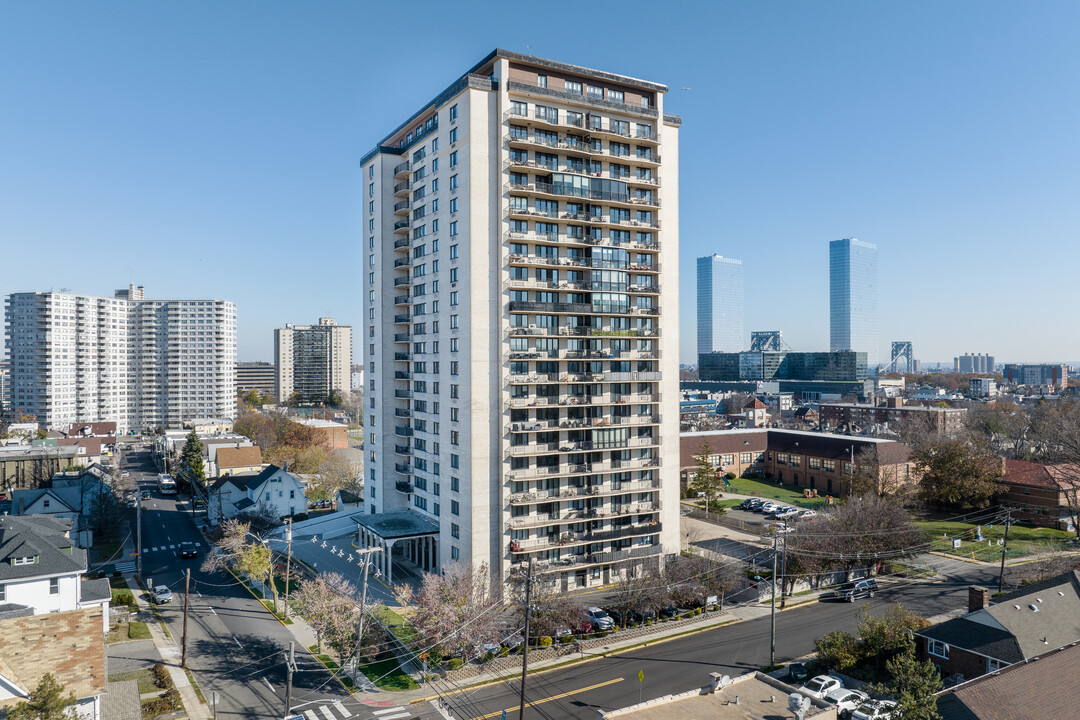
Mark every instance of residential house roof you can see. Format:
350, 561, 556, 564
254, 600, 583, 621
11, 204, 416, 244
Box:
57, 436, 107, 457
210, 464, 302, 494
0, 607, 106, 709
744, 398, 767, 410
918, 571, 1080, 665
936, 640, 1080, 720
216, 445, 263, 469
65, 421, 117, 437
1002, 459, 1080, 489
80, 577, 111, 604
0, 516, 86, 581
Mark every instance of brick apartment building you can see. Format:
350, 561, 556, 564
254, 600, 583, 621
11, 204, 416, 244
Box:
998, 459, 1080, 530
680, 428, 917, 497
819, 398, 966, 436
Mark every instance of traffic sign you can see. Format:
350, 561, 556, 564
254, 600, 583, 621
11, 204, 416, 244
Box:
638, 670, 644, 683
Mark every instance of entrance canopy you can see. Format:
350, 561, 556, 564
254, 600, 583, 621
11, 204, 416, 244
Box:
353, 512, 439, 584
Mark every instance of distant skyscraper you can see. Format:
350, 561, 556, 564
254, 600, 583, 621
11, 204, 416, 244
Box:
275, 318, 352, 403
829, 238, 878, 368
696, 255, 744, 355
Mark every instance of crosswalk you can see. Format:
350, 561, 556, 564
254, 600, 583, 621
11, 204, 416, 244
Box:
299, 702, 413, 720
144, 542, 204, 554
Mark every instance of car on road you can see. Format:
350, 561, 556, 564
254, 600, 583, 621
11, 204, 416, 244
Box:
152, 586, 173, 604
824, 688, 869, 718
585, 606, 614, 630
121, 471, 130, 478
799, 675, 844, 699
822, 578, 879, 603
141, 489, 151, 500
851, 699, 898, 720
787, 662, 809, 683
179, 542, 199, 559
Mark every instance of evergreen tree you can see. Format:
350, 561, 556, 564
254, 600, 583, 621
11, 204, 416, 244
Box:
7, 673, 76, 720
688, 441, 722, 513
181, 429, 206, 487
868, 646, 943, 720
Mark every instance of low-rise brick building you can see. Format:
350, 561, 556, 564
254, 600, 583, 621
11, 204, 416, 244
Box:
819, 399, 966, 436
998, 459, 1080, 530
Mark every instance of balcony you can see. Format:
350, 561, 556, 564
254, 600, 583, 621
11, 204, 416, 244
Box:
394, 426, 414, 437
393, 277, 410, 287
394, 408, 412, 418
393, 296, 410, 306
393, 200, 410, 216
394, 220, 410, 234
394, 257, 410, 268
393, 180, 410, 196
394, 352, 411, 361
394, 444, 412, 456
393, 314, 411, 324
394, 238, 410, 249
395, 480, 414, 494
505, 456, 660, 481
393, 333, 411, 342
393, 161, 410, 178
394, 371, 411, 380
394, 389, 412, 399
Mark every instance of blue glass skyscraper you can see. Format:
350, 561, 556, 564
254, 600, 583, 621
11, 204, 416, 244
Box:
829, 238, 878, 369
696, 254, 744, 356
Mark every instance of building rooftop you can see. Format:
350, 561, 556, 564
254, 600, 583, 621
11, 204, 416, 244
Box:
354, 512, 440, 540
600, 671, 835, 720
293, 418, 346, 429
936, 641, 1080, 720
0, 516, 86, 581
216, 445, 264, 469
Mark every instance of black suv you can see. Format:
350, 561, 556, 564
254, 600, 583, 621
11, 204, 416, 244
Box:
178, 542, 199, 559
823, 578, 878, 603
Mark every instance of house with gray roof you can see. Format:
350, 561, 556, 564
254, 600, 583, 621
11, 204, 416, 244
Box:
207, 464, 306, 525
0, 515, 111, 634
915, 574, 1080, 685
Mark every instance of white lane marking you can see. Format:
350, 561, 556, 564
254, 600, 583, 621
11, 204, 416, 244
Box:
377, 712, 409, 720
263, 677, 275, 693
332, 700, 350, 718
209, 607, 217, 616
319, 706, 337, 720
234, 636, 243, 648
169, 545, 175, 549
373, 709, 405, 716
304, 711, 319, 720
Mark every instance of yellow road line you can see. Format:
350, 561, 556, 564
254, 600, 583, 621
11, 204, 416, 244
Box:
470, 677, 624, 720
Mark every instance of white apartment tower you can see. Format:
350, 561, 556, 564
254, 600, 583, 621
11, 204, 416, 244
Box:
4, 285, 236, 433
275, 318, 353, 403
361, 50, 680, 592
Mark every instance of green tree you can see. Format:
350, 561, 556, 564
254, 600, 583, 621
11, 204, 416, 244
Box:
181, 429, 206, 487
688, 441, 723, 513
914, 436, 1003, 509
814, 630, 861, 672
868, 646, 943, 720
7, 673, 76, 720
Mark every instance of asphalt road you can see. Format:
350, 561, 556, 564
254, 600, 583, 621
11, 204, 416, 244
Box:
438, 556, 999, 720
124, 447, 436, 720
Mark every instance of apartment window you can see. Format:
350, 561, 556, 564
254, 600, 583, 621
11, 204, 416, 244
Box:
565, 80, 582, 95
534, 104, 558, 123
450, 291, 459, 306
449, 221, 459, 236
536, 74, 547, 88
450, 174, 459, 190
451, 523, 460, 539
510, 100, 527, 116
450, 104, 458, 121
0, 584, 4, 601
50, 578, 59, 595
449, 151, 458, 167
449, 268, 459, 282
451, 453, 460, 469
432, 158, 439, 173
607, 89, 624, 103
450, 244, 459, 259
450, 338, 459, 352
451, 500, 460, 515
928, 640, 949, 659
451, 476, 460, 492
369, 165, 374, 178
451, 546, 460, 560
587, 85, 604, 100
449, 197, 458, 213
450, 128, 458, 143
368, 182, 374, 196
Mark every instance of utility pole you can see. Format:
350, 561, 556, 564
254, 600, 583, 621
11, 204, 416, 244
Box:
779, 532, 789, 609
283, 519, 293, 619
212, 692, 217, 720
181, 569, 190, 666
351, 546, 382, 685
769, 531, 778, 668
136, 492, 143, 584
998, 509, 1012, 593
284, 640, 296, 718
518, 557, 534, 720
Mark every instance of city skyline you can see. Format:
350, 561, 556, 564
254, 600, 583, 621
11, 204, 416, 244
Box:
696, 254, 744, 355
829, 238, 879, 368
3, 2, 1080, 364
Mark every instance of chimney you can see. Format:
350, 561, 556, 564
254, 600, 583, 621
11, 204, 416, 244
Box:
968, 585, 990, 613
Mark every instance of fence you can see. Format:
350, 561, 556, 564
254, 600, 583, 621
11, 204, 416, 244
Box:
682, 506, 764, 535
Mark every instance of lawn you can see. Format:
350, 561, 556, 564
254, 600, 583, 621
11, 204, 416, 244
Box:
107, 668, 158, 694
128, 620, 151, 639
918, 519, 1074, 561
357, 653, 420, 691
719, 476, 833, 508
374, 605, 419, 644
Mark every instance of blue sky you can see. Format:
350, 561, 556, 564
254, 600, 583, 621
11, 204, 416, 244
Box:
2, 1, 1078, 365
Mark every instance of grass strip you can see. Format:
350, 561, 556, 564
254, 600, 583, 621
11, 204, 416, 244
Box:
128, 620, 151, 640
184, 667, 207, 704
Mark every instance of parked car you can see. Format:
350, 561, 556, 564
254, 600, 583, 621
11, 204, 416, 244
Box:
797, 509, 817, 519
774, 508, 801, 520
658, 605, 680, 619
178, 542, 198, 559
766, 522, 794, 534
787, 662, 809, 683
798, 675, 844, 699
585, 606, 614, 630
737, 499, 761, 511
824, 688, 869, 719
603, 608, 625, 626
152, 585, 173, 604
141, 489, 151, 500
851, 699, 898, 720
121, 471, 130, 478
752, 502, 775, 513
764, 505, 792, 517
822, 579, 879, 603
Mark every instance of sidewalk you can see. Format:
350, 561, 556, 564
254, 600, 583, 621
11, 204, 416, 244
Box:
124, 577, 210, 720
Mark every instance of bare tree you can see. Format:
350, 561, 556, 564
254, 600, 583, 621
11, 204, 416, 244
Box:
1030, 398, 1080, 537
291, 572, 367, 665
402, 562, 504, 660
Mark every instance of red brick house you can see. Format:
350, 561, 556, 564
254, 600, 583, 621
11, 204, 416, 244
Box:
998, 459, 1080, 531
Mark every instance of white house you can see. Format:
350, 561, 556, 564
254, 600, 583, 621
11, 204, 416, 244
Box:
11, 469, 113, 547
208, 464, 307, 524
0, 515, 111, 632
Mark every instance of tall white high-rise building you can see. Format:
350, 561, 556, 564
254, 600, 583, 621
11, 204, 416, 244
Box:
829, 238, 878, 369
696, 254, 744, 355
360, 50, 681, 591
4, 284, 236, 433
275, 318, 353, 403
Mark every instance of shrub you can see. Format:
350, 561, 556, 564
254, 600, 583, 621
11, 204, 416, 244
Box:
628, 621, 638, 628
539, 636, 553, 647
726, 472, 737, 480
144, 688, 182, 715
498, 646, 509, 657
694, 607, 703, 615
593, 630, 609, 639
645, 620, 653, 626
291, 513, 309, 522
113, 590, 135, 607
152, 663, 174, 690
446, 658, 464, 670
814, 630, 861, 672
558, 635, 573, 644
